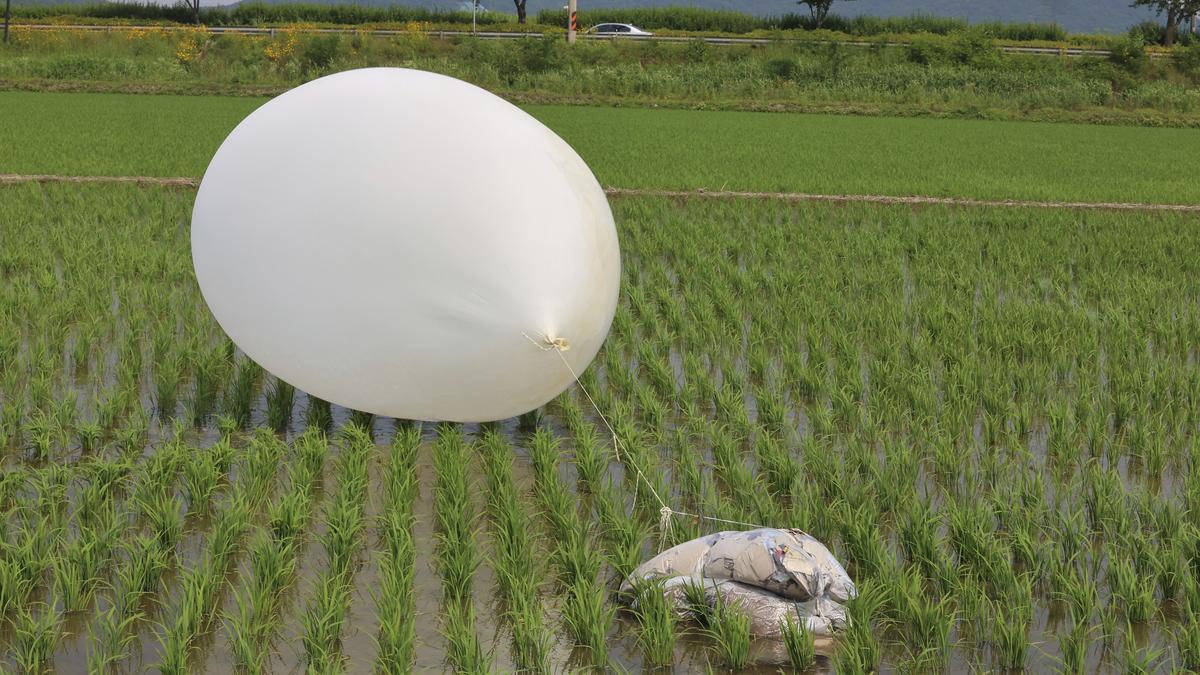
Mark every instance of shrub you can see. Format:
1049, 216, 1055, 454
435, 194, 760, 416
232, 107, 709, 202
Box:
1174, 43, 1200, 80
683, 38, 709, 64
765, 57, 798, 80
299, 34, 342, 72
905, 38, 949, 65
518, 35, 563, 74
1108, 37, 1149, 74
950, 31, 1000, 67
1128, 20, 1166, 46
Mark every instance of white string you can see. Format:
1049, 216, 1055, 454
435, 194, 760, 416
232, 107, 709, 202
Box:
524, 331, 770, 535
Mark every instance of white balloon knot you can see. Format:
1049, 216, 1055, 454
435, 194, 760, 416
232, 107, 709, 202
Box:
545, 336, 571, 351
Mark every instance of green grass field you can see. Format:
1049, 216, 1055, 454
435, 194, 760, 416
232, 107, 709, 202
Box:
3, 182, 1198, 673
4, 90, 1200, 203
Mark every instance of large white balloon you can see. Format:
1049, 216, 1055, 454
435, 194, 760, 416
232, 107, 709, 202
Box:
191, 68, 620, 423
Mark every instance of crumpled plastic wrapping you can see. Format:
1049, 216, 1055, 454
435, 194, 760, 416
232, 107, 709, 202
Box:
622, 528, 855, 637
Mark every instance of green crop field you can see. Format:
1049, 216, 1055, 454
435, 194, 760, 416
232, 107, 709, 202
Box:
4, 90, 1200, 204
2, 180, 1199, 673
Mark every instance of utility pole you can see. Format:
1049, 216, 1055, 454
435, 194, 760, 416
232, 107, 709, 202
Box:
567, 0, 577, 44
3, 0, 11, 45
472, 0, 477, 35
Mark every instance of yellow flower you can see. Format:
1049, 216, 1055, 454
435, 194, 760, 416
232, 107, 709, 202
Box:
264, 29, 300, 62
175, 27, 208, 65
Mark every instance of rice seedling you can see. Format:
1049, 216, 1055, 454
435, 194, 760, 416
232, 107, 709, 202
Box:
1109, 556, 1158, 624
1121, 619, 1164, 675
113, 535, 169, 612
834, 621, 883, 675
187, 343, 228, 427
300, 574, 352, 673
561, 574, 615, 669
297, 426, 371, 672
781, 609, 816, 671
705, 591, 752, 669
374, 425, 422, 672
480, 431, 552, 673
264, 377, 296, 433
1177, 615, 1200, 672
374, 518, 416, 674
432, 425, 480, 605
182, 448, 221, 514
153, 352, 183, 421
631, 577, 677, 668
138, 491, 185, 557
12, 604, 63, 674
898, 575, 955, 662
51, 539, 104, 613
992, 599, 1031, 671
87, 605, 143, 675
1057, 619, 1090, 675
347, 409, 375, 436
224, 357, 262, 429
442, 599, 492, 673
305, 395, 334, 432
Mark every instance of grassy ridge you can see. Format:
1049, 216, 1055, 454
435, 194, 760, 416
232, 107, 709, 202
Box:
3, 90, 1199, 204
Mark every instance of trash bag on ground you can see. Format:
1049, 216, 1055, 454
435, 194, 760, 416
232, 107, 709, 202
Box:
622, 528, 855, 637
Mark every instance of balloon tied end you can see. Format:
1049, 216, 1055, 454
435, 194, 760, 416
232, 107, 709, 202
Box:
523, 332, 571, 352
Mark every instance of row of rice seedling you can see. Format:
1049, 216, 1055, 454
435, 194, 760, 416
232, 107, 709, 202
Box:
480, 430, 552, 673
431, 425, 490, 672
224, 428, 326, 671
153, 431, 283, 673
374, 425, 419, 673
299, 424, 371, 672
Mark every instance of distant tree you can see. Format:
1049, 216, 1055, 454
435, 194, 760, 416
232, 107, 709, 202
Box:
796, 0, 855, 29
514, 0, 527, 24
1132, 0, 1200, 46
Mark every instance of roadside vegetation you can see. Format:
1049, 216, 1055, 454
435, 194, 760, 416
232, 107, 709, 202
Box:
2, 24, 1199, 126
11, 3, 1198, 49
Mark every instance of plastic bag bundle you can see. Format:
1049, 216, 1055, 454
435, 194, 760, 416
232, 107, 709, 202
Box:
623, 528, 855, 637
662, 577, 848, 637
701, 529, 855, 603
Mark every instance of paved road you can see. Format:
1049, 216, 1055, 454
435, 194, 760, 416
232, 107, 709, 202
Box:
13, 23, 1160, 59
